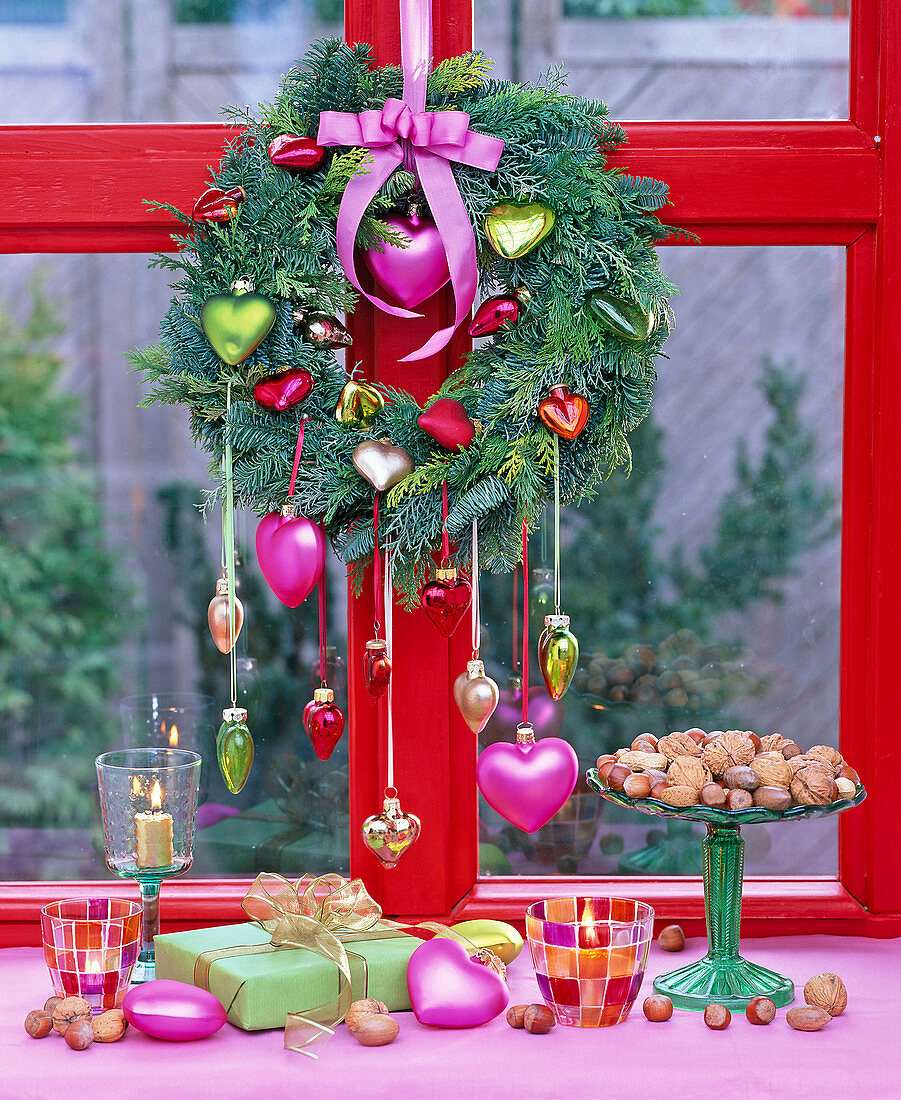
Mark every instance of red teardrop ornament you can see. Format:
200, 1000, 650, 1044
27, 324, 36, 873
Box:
468, 294, 520, 337
417, 398, 476, 451
537, 385, 590, 440
268, 134, 326, 173
303, 688, 345, 761
363, 639, 391, 700
192, 186, 245, 222
253, 368, 314, 412
419, 567, 472, 638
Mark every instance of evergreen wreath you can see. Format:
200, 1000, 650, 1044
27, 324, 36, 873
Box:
133, 40, 680, 604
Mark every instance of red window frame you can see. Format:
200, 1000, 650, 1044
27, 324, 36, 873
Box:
1, 0, 899, 944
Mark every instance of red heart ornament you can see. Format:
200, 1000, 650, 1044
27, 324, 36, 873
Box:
417, 398, 475, 451
192, 186, 245, 222
253, 368, 314, 412
419, 570, 472, 637
537, 385, 590, 440
468, 294, 520, 338
268, 133, 326, 172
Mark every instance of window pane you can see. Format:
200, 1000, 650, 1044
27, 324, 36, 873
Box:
0, 253, 348, 880
476, 0, 849, 121
0, 0, 342, 123
478, 245, 844, 878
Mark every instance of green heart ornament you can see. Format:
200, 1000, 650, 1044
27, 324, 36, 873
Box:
201, 290, 277, 365
588, 290, 655, 342
484, 200, 556, 260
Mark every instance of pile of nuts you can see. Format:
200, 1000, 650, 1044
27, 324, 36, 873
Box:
642, 972, 847, 1032
24, 996, 128, 1050
595, 728, 860, 813
344, 999, 400, 1046
506, 1003, 556, 1033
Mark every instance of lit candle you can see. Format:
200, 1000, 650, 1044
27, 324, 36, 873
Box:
580, 902, 602, 950
134, 780, 174, 869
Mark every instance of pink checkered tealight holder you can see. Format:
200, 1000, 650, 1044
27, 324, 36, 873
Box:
525, 896, 655, 1027
41, 898, 142, 1011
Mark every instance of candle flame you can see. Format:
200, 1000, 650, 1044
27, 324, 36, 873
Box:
151, 781, 162, 811
580, 902, 593, 929
131, 776, 141, 797
169, 723, 179, 747
89, 958, 101, 974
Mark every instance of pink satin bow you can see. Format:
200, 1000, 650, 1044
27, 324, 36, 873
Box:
317, 0, 504, 362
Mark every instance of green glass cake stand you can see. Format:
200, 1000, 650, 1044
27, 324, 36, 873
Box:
586, 769, 866, 1012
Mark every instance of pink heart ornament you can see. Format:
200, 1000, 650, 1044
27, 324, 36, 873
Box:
476, 736, 579, 833
255, 511, 325, 607
362, 213, 451, 309
407, 938, 509, 1028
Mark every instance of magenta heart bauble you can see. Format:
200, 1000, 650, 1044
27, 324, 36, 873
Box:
122, 979, 226, 1042
417, 398, 476, 451
363, 213, 451, 309
255, 510, 325, 607
476, 736, 579, 833
407, 938, 509, 1028
482, 683, 564, 746
253, 368, 313, 412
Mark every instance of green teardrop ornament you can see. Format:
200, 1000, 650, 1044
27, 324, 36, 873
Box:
587, 290, 654, 342
538, 615, 580, 701
217, 708, 254, 794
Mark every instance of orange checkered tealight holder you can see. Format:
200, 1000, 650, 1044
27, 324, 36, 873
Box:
41, 898, 142, 1011
525, 896, 655, 1027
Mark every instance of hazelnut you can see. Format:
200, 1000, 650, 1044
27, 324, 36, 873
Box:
725, 788, 754, 811
623, 773, 652, 800
345, 999, 390, 1034
352, 1014, 399, 1046
658, 784, 699, 808
631, 735, 658, 753
704, 1003, 731, 1030
748, 733, 762, 753
606, 764, 631, 791
786, 1006, 830, 1032
24, 1011, 53, 1039
658, 733, 702, 761
790, 768, 837, 806
746, 997, 777, 1025
65, 1019, 94, 1050
51, 996, 92, 1036
685, 728, 707, 745
643, 769, 669, 787
803, 973, 847, 1017
523, 1004, 556, 1033
667, 755, 711, 792
649, 781, 669, 801
92, 1009, 128, 1043
44, 996, 62, 1014
597, 760, 617, 784
835, 777, 857, 800
700, 782, 727, 808
643, 995, 673, 1022
753, 786, 792, 813
781, 742, 802, 760
750, 755, 792, 790
596, 754, 616, 770
506, 1004, 528, 1028
723, 765, 760, 792
657, 925, 685, 952
838, 763, 860, 785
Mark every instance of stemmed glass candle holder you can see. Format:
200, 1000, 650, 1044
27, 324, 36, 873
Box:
526, 896, 654, 1027
96, 748, 201, 983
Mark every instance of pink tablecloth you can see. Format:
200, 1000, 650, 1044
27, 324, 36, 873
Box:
2, 935, 898, 1100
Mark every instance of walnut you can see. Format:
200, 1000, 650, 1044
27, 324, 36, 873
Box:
803, 973, 847, 1017
657, 732, 702, 762
666, 755, 711, 792
51, 996, 92, 1036
789, 753, 835, 777
790, 767, 838, 806
749, 755, 792, 789
807, 745, 843, 769
702, 731, 755, 777
759, 733, 789, 753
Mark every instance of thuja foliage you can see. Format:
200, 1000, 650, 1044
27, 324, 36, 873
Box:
132, 41, 678, 602
0, 287, 132, 828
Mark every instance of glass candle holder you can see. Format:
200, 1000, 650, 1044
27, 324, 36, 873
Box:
95, 748, 201, 983
526, 896, 654, 1027
41, 898, 142, 1011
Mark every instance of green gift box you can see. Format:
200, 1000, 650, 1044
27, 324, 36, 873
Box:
154, 920, 418, 1031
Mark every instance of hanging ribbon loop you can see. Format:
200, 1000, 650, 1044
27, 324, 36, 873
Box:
317, 0, 504, 362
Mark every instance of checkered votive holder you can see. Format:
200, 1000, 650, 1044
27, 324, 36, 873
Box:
525, 896, 655, 1027
41, 897, 142, 1011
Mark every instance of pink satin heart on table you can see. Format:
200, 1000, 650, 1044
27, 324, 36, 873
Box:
407, 938, 509, 1028
255, 511, 325, 607
481, 684, 564, 746
476, 737, 579, 833
362, 213, 451, 309
253, 368, 313, 412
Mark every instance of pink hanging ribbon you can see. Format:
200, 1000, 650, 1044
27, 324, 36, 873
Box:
317, 0, 504, 362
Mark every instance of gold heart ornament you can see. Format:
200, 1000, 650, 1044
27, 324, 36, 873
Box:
201, 288, 277, 366
352, 440, 415, 493
335, 380, 385, 428
484, 200, 556, 260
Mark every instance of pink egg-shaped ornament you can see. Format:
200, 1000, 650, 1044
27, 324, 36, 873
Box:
407, 938, 508, 1028
123, 979, 227, 1041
